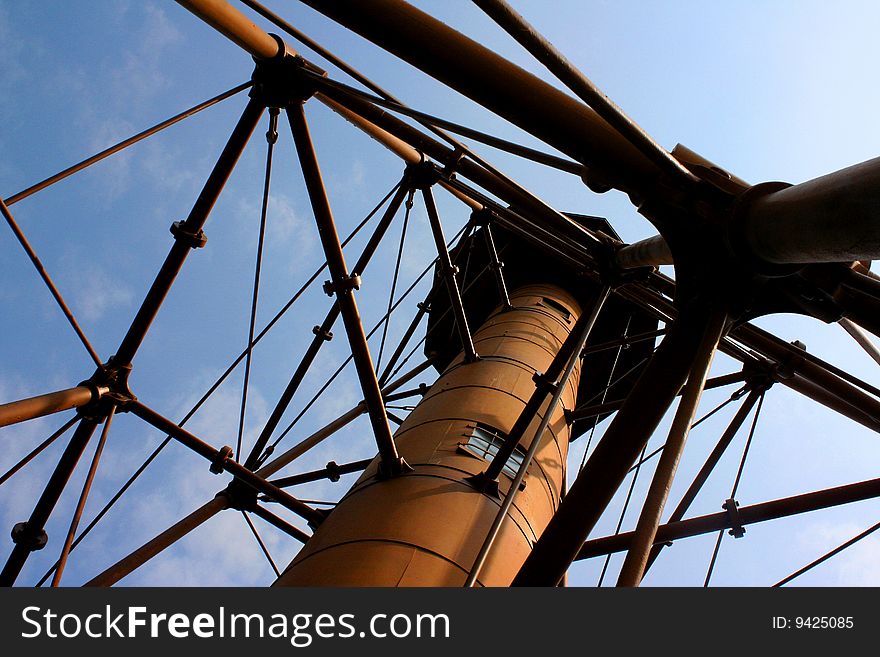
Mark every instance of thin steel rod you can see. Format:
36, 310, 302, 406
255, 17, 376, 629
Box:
465, 285, 611, 587
482, 222, 512, 309
270, 458, 373, 488
32, 205, 385, 585
84, 495, 229, 586
243, 180, 409, 470
114, 97, 264, 366
597, 441, 649, 586
296, 0, 662, 198
576, 475, 880, 561
422, 187, 478, 362
514, 306, 717, 586
286, 103, 401, 474
52, 406, 116, 586
1, 198, 103, 368
472, 0, 698, 188
840, 317, 880, 367
569, 371, 748, 423
616, 309, 726, 586
625, 387, 746, 475
250, 505, 310, 543
126, 401, 323, 525
703, 391, 765, 587
378, 303, 428, 386
0, 416, 78, 487
582, 328, 667, 355
308, 73, 584, 175
376, 188, 414, 373
0, 386, 102, 429
0, 418, 99, 586
646, 389, 763, 570
484, 287, 613, 483
241, 511, 280, 577
4, 82, 251, 206
236, 108, 278, 462
256, 359, 435, 479
773, 520, 880, 587
240, 0, 583, 178
314, 81, 603, 256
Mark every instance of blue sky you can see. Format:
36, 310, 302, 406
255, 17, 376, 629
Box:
1, 0, 879, 587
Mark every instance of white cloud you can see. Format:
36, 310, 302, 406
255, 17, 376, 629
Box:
64, 262, 134, 323
794, 521, 880, 586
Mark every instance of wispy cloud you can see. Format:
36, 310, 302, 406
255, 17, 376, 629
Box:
794, 521, 880, 586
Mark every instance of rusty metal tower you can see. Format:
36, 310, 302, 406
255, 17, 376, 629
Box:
1, 0, 879, 588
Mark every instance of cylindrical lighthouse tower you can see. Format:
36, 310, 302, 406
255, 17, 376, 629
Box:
276, 284, 582, 585
276, 217, 655, 586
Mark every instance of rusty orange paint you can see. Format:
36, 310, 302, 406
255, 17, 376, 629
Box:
275, 284, 583, 586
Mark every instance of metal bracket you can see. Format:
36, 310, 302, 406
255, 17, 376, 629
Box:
210, 445, 234, 475
532, 371, 560, 395
405, 161, 442, 190
11, 522, 47, 552
170, 221, 208, 249
376, 456, 414, 479
323, 275, 362, 297
312, 325, 334, 341
249, 34, 327, 107
723, 497, 746, 538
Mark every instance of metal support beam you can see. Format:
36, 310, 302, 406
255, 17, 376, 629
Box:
256, 359, 434, 479
0, 385, 105, 429
576, 476, 880, 560
295, 0, 662, 198
643, 388, 763, 572
270, 458, 373, 488
465, 285, 611, 586
1, 418, 99, 586
242, 181, 410, 470
482, 287, 611, 483
616, 309, 725, 586
85, 495, 229, 586
115, 97, 264, 366
175, 0, 280, 60
743, 156, 880, 264
52, 406, 116, 586
513, 306, 719, 586
286, 102, 403, 475
126, 401, 323, 525
471, 0, 698, 189
840, 317, 880, 367
421, 186, 478, 363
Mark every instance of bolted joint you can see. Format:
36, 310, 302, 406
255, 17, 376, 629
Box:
210, 446, 234, 475
404, 161, 442, 190
323, 275, 362, 297
250, 34, 327, 108
11, 522, 48, 552
312, 325, 333, 341
376, 456, 414, 479
470, 208, 497, 228
532, 371, 560, 395
170, 221, 208, 249
325, 461, 342, 483
722, 498, 746, 538
219, 481, 257, 512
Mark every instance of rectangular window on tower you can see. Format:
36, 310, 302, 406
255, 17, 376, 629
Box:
460, 424, 525, 478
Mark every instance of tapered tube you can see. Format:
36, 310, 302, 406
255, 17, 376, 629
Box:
743, 156, 880, 264
276, 285, 584, 586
